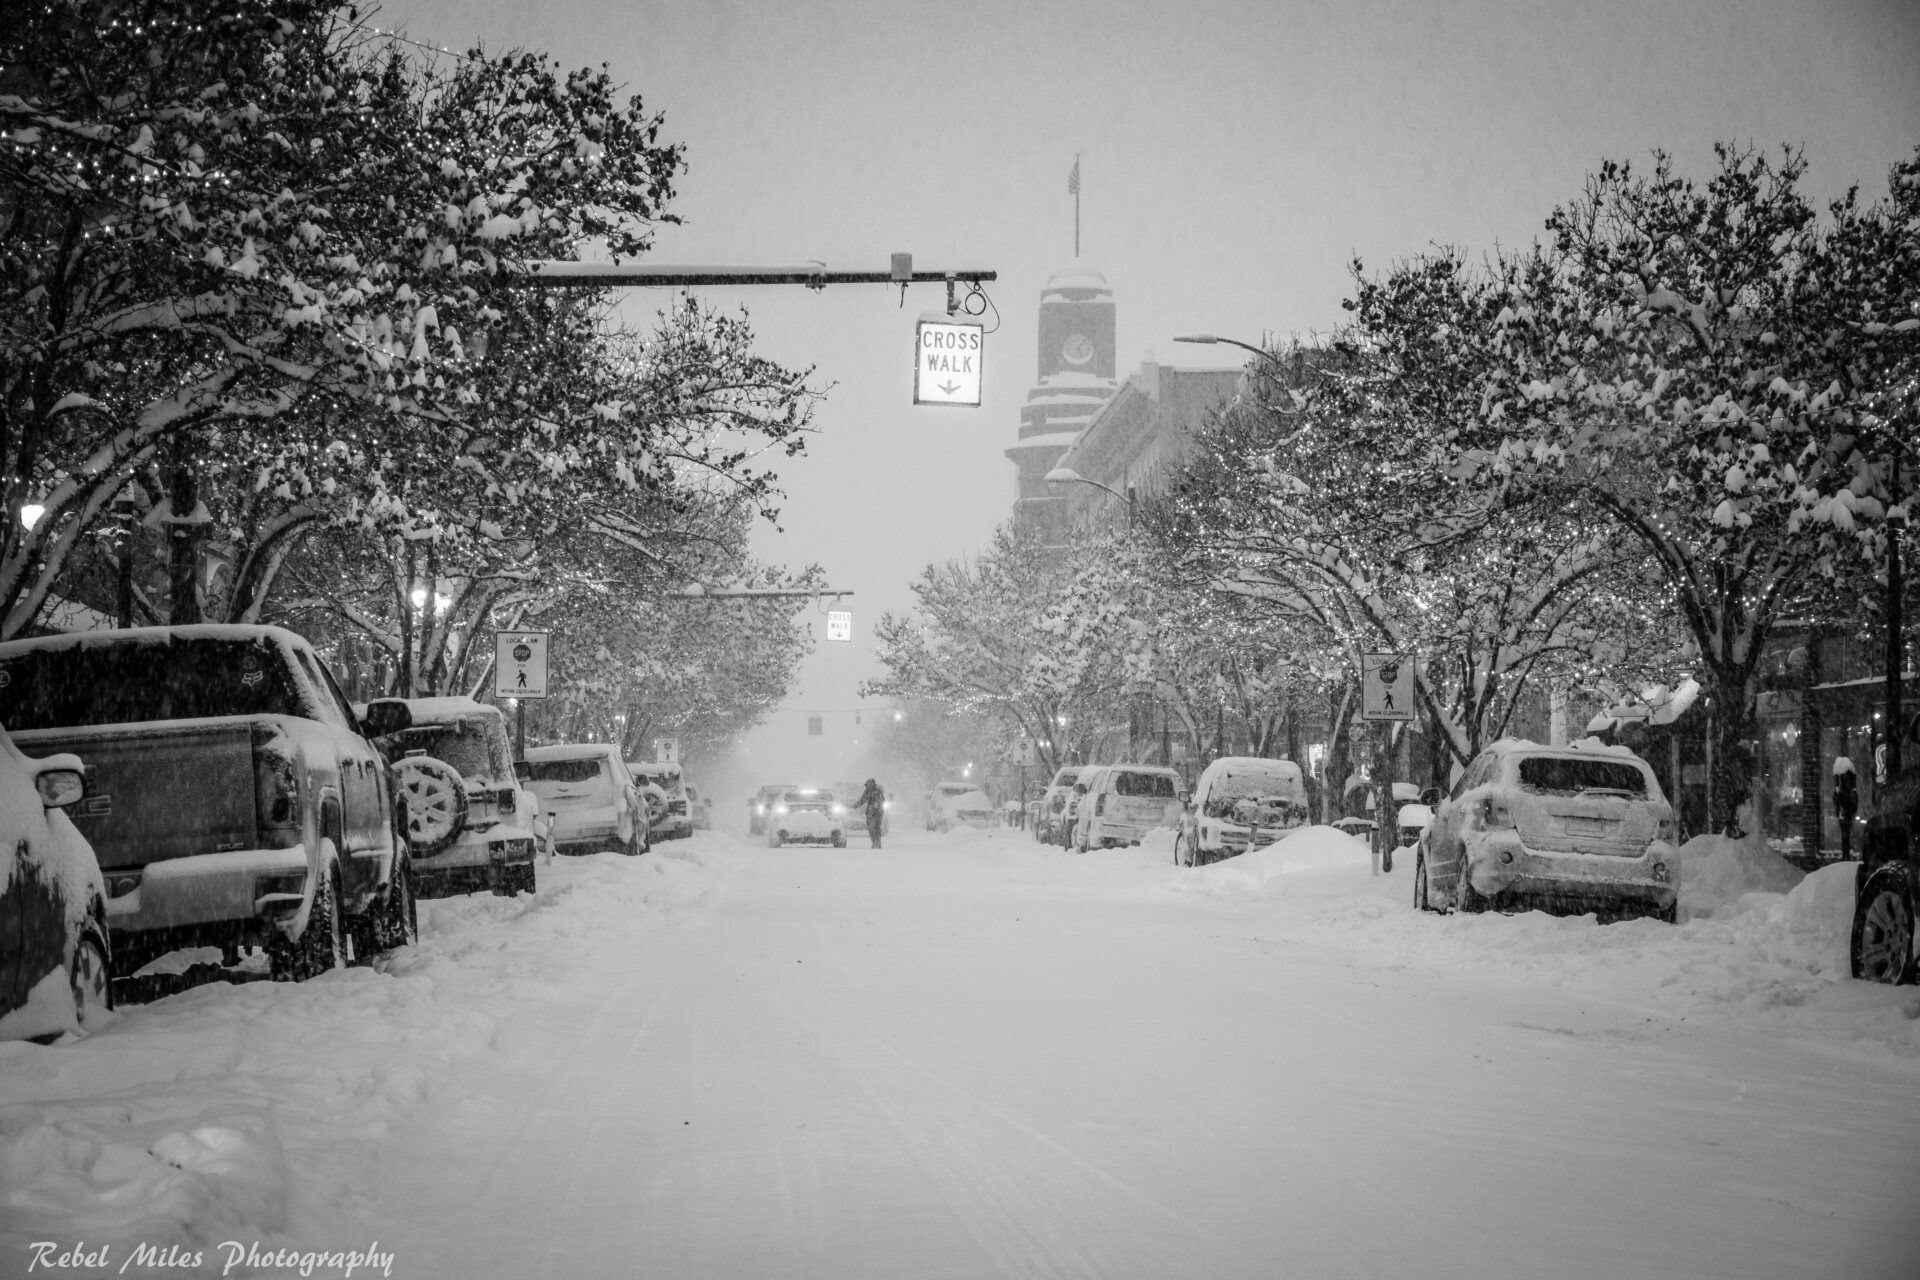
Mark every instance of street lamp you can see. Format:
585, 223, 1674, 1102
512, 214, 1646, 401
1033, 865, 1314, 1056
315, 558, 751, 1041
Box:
1045, 466, 1134, 528
1171, 332, 1276, 362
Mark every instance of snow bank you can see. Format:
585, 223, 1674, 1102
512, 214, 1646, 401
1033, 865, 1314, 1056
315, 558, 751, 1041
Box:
1679, 831, 1804, 917
1180, 825, 1373, 894
0, 841, 728, 1262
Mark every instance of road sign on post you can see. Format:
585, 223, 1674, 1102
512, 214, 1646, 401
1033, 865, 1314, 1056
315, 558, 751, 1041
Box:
826, 610, 852, 642
914, 312, 984, 407
653, 738, 679, 764
1360, 652, 1414, 721
495, 631, 550, 699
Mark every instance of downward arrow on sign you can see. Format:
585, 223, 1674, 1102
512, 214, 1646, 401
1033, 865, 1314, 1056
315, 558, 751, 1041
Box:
938, 381, 961, 395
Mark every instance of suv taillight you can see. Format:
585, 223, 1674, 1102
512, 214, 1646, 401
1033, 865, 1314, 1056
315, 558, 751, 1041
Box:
1478, 798, 1513, 829
251, 725, 301, 846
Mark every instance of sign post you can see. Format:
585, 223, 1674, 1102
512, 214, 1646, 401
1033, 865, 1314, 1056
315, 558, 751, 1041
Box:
826, 610, 852, 642
913, 313, 985, 407
495, 631, 550, 758
653, 738, 680, 765
1360, 652, 1415, 876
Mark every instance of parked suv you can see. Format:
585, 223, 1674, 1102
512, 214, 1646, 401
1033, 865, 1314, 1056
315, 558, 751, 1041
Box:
927, 780, 994, 832
0, 625, 414, 983
1176, 756, 1308, 866
1073, 764, 1184, 852
367, 696, 543, 897
1853, 756, 1918, 984
1414, 739, 1679, 922
629, 760, 692, 841
524, 744, 647, 856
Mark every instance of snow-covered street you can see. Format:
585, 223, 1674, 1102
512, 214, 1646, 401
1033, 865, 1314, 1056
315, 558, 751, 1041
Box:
5, 826, 1917, 1279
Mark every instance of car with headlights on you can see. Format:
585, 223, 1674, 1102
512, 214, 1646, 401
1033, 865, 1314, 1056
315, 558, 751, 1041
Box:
524, 744, 647, 856
749, 783, 796, 836
1176, 756, 1308, 866
765, 787, 846, 848
1414, 739, 1678, 922
366, 696, 543, 897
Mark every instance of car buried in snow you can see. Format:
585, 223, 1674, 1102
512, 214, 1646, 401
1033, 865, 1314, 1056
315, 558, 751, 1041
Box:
523, 744, 648, 856
1034, 766, 1083, 845
927, 780, 994, 832
1852, 751, 1919, 984
0, 625, 414, 984
1413, 738, 1679, 923
0, 721, 110, 1041
364, 696, 544, 898
764, 787, 846, 848
1072, 763, 1185, 853
1176, 756, 1308, 866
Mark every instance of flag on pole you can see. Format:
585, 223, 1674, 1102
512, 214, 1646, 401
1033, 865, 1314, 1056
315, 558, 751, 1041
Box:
1067, 156, 1080, 195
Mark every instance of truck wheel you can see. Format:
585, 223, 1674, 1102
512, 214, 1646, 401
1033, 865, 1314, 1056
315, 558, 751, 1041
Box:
374, 858, 418, 950
394, 756, 468, 856
270, 863, 343, 982
1456, 860, 1487, 914
70, 929, 112, 1031
1851, 874, 1915, 984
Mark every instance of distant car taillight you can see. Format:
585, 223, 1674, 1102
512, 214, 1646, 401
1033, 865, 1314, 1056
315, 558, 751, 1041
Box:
251, 725, 301, 845
497, 787, 517, 814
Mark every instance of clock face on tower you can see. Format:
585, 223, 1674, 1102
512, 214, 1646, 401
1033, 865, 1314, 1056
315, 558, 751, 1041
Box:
1060, 332, 1095, 366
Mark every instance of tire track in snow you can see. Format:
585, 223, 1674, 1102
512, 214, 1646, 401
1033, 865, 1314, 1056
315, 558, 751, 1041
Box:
772, 915, 1197, 1280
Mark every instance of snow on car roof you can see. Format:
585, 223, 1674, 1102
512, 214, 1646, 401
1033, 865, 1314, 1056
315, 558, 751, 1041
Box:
526, 742, 621, 760
388, 695, 498, 725
0, 622, 305, 657
1482, 736, 1646, 762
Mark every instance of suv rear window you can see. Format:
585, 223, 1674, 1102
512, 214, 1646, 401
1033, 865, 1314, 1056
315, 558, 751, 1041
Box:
1113, 771, 1177, 799
0, 637, 302, 728
388, 718, 513, 783
526, 758, 605, 784
1517, 757, 1648, 797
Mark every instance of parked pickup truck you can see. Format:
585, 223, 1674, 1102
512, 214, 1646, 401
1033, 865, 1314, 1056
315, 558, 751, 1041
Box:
0, 625, 415, 982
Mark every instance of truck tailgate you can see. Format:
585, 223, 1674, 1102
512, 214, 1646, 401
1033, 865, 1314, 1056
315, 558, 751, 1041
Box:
13, 722, 256, 870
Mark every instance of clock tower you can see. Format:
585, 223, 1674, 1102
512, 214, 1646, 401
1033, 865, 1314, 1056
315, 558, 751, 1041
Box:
1005, 267, 1118, 544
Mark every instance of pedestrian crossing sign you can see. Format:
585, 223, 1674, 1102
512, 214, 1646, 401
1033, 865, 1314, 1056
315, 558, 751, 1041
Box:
1361, 652, 1413, 721
495, 631, 550, 699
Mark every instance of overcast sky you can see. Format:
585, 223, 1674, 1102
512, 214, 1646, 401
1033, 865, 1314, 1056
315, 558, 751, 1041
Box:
375, 0, 1919, 786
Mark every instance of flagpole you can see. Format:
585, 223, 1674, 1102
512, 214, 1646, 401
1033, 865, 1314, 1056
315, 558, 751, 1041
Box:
1074, 152, 1081, 257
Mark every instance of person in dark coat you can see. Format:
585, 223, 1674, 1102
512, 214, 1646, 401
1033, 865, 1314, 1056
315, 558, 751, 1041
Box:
848, 778, 886, 848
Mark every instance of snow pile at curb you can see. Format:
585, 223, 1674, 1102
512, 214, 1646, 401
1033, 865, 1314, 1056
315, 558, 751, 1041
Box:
0, 844, 726, 1262
1680, 831, 1805, 917
1183, 825, 1372, 893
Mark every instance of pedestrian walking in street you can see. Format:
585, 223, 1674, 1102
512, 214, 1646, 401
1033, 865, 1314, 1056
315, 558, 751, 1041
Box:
849, 778, 886, 848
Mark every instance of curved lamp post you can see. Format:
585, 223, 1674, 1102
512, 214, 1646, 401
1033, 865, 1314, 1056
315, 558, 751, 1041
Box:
1045, 466, 1134, 528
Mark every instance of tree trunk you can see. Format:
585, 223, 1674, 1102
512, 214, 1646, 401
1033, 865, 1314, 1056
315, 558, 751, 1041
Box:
1706, 664, 1758, 836
165, 453, 201, 625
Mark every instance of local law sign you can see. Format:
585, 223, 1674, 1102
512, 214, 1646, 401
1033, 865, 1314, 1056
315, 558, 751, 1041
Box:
913, 313, 984, 407
494, 630, 549, 699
